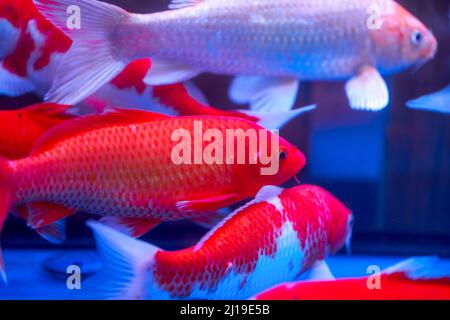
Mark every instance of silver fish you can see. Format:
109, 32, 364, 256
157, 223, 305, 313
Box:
35, 0, 437, 111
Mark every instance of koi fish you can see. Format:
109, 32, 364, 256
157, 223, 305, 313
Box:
35, 0, 437, 111
0, 0, 309, 129
0, 109, 305, 282
407, 84, 450, 114
0, 103, 75, 246
85, 185, 353, 300
252, 257, 450, 300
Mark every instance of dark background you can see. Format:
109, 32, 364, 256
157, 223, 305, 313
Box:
1, 0, 449, 256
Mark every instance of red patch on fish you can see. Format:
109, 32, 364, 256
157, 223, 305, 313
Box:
0, 2, 21, 28
3, 30, 35, 77
32, 11, 71, 70
111, 59, 152, 94
1, 0, 71, 77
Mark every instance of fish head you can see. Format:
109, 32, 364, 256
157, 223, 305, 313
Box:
370, 1, 437, 74
235, 130, 305, 197
0, 1, 22, 59
324, 189, 353, 255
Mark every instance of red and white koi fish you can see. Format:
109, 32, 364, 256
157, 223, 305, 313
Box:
0, 0, 310, 129
252, 257, 450, 300
85, 185, 353, 300
35, 0, 437, 111
0, 109, 305, 283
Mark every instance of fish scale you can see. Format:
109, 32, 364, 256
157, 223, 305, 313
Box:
133, 0, 370, 78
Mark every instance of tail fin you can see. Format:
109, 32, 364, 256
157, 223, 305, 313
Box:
383, 256, 450, 282
406, 85, 450, 114
34, 0, 128, 105
0, 158, 15, 284
84, 220, 159, 300
240, 105, 316, 129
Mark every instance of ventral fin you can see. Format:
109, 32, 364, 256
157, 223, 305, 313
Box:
144, 58, 200, 86
345, 66, 389, 111
27, 202, 75, 229
0, 65, 35, 97
99, 216, 161, 238
169, 0, 205, 10
176, 193, 242, 213
31, 108, 169, 155
230, 76, 299, 111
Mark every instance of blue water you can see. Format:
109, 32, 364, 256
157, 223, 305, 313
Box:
1, 250, 448, 300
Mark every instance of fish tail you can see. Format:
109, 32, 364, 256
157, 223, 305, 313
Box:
34, 0, 129, 105
240, 105, 316, 129
406, 85, 450, 114
0, 157, 16, 284
83, 220, 160, 300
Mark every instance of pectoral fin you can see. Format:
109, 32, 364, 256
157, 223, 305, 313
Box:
98, 216, 161, 238
176, 193, 242, 213
345, 66, 389, 111
229, 76, 300, 111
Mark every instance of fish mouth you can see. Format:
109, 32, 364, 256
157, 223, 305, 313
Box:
424, 31, 438, 61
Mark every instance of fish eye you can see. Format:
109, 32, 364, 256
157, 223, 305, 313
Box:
279, 150, 288, 160
411, 31, 423, 45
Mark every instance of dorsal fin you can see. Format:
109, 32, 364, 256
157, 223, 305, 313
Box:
169, 0, 205, 10
31, 108, 169, 155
